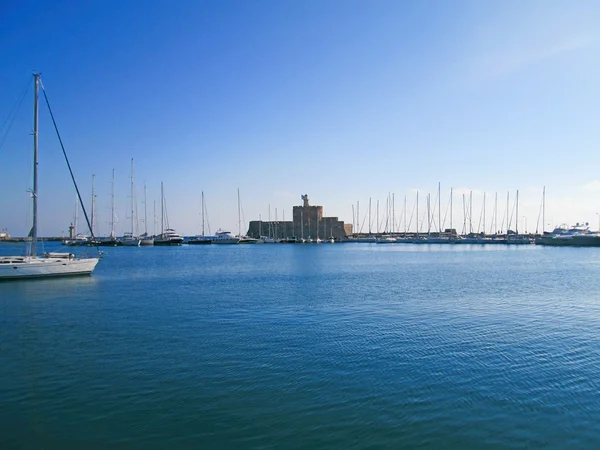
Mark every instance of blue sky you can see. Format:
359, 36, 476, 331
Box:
2, 0, 600, 237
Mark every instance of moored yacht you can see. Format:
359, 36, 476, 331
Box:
154, 228, 184, 246
211, 230, 239, 244
0, 74, 100, 280
118, 233, 141, 246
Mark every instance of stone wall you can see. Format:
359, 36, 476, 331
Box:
247, 197, 352, 240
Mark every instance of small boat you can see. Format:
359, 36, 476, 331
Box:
0, 74, 99, 280
376, 236, 397, 244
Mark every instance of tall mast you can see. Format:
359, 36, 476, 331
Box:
404, 194, 407, 236
438, 182, 441, 234
357, 201, 359, 234
161, 182, 164, 236
130, 159, 134, 236
144, 181, 148, 236
483, 192, 486, 235
91, 174, 96, 237
416, 191, 419, 236
469, 190, 473, 234
31, 73, 39, 256
450, 187, 453, 235
462, 194, 466, 235
427, 193, 431, 236
506, 191, 510, 234
201, 191, 205, 236
110, 169, 115, 238
376, 200, 379, 234
392, 193, 395, 234
515, 189, 519, 234
368, 197, 372, 235
542, 186, 545, 234
237, 188, 241, 237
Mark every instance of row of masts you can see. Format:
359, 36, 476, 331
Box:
72, 160, 172, 239
351, 185, 547, 236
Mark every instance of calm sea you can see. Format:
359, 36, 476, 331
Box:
1, 242, 600, 448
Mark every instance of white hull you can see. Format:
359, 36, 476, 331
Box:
119, 238, 141, 246
212, 238, 239, 244
0, 255, 99, 280
140, 237, 154, 246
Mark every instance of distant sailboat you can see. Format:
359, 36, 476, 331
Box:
119, 158, 141, 246
140, 181, 154, 245
153, 182, 183, 246
189, 191, 212, 244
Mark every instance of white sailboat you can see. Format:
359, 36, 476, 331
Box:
153, 182, 184, 245
119, 158, 141, 246
189, 191, 212, 244
140, 181, 154, 245
0, 74, 99, 280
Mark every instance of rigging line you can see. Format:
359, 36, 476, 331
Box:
39, 78, 101, 256
0, 76, 31, 132
0, 77, 32, 153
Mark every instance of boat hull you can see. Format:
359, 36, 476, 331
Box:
0, 256, 99, 280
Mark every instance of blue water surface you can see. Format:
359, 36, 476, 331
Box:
1, 242, 600, 448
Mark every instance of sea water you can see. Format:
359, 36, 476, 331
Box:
1, 242, 600, 448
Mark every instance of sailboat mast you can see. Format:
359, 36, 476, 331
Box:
450, 187, 453, 235
392, 193, 395, 234
376, 200, 379, 234
144, 181, 148, 236
237, 188, 241, 237
91, 174, 96, 237
469, 191, 473, 234
110, 170, 115, 238
438, 182, 441, 234
201, 191, 205, 236
427, 193, 431, 236
161, 182, 164, 236
404, 195, 407, 235
542, 186, 545, 234
31, 73, 39, 256
483, 192, 486, 235
416, 191, 419, 236
130, 159, 134, 236
515, 189, 519, 234
369, 197, 372, 235
506, 191, 510, 234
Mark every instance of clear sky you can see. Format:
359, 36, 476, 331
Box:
2, 0, 600, 237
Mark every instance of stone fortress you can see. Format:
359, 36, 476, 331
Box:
247, 194, 352, 240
